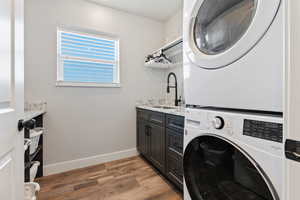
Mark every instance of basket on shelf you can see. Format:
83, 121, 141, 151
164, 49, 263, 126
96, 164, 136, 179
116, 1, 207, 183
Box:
30, 161, 40, 182
29, 128, 44, 155
24, 139, 32, 152
24, 182, 40, 200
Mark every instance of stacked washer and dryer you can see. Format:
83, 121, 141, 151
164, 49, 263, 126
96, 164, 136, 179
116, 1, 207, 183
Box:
183, 0, 284, 200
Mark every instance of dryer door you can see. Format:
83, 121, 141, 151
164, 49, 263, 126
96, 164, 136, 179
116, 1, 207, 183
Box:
183, 136, 279, 200
185, 0, 281, 69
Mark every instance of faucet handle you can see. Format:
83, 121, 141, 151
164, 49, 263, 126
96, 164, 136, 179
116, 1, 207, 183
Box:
176, 96, 182, 106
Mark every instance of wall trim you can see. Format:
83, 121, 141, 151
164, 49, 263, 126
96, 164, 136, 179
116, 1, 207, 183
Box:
44, 148, 138, 176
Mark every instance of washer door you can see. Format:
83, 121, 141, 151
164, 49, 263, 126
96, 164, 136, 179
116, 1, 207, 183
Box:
185, 0, 281, 69
183, 136, 279, 200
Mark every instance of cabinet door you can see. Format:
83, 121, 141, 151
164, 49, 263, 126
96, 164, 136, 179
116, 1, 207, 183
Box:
166, 151, 183, 189
166, 128, 183, 155
166, 128, 183, 189
149, 123, 165, 172
137, 120, 148, 157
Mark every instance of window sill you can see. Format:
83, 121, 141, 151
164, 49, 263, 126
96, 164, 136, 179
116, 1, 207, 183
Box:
56, 81, 121, 88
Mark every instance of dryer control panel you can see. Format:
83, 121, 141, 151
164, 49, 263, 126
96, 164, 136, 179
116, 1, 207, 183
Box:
243, 119, 283, 143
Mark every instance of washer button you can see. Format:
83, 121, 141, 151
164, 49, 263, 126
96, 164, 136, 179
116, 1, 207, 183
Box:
212, 116, 225, 130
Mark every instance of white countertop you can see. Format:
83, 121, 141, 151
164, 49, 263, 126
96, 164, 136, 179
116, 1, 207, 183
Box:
23, 110, 46, 121
136, 105, 186, 117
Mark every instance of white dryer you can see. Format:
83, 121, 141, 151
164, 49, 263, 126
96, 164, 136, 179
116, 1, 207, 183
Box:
183, 109, 284, 200
183, 0, 284, 112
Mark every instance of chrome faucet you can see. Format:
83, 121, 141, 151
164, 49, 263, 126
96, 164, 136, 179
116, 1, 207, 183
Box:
167, 72, 180, 106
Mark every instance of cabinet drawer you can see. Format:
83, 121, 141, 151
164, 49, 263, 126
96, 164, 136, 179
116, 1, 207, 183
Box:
167, 129, 183, 155
137, 109, 164, 125
166, 114, 184, 133
137, 109, 149, 121
149, 111, 164, 125
166, 151, 183, 189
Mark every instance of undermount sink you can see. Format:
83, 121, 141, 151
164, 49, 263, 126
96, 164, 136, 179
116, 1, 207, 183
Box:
152, 105, 177, 109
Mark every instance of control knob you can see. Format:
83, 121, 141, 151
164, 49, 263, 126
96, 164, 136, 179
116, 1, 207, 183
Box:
212, 116, 225, 130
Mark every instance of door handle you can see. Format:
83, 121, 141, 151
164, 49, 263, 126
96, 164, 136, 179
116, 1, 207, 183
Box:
292, 152, 300, 158
285, 139, 300, 162
18, 119, 36, 132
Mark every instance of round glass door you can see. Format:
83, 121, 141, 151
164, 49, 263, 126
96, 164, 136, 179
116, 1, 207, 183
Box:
194, 0, 257, 55
183, 136, 277, 200
186, 0, 281, 68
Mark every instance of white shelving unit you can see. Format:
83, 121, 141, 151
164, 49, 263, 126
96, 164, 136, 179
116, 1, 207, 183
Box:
145, 37, 183, 69
144, 60, 182, 69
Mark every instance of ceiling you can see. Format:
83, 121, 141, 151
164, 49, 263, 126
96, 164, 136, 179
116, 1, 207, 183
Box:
87, 0, 183, 22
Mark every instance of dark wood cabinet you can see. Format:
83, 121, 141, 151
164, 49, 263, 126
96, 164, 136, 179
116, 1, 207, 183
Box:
137, 120, 149, 157
166, 128, 183, 188
137, 109, 165, 173
136, 108, 184, 190
149, 123, 165, 172
166, 149, 183, 188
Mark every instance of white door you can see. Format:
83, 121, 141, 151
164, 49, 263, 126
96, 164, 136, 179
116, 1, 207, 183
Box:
0, 0, 24, 199
184, 0, 281, 69
285, 0, 300, 200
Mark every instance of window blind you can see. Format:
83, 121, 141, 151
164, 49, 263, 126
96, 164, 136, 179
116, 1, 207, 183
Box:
57, 29, 119, 85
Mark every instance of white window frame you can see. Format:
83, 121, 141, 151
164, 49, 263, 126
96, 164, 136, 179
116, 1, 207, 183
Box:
56, 26, 120, 88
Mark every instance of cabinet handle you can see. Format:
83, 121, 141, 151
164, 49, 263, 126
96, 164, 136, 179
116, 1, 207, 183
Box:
148, 126, 152, 136
151, 118, 162, 124
145, 125, 151, 136
169, 123, 183, 130
145, 126, 148, 136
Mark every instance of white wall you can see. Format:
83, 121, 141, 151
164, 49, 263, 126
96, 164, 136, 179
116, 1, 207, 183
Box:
163, 9, 184, 104
164, 9, 183, 44
25, 0, 165, 168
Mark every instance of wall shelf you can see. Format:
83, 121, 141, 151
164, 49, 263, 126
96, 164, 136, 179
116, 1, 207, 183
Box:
145, 60, 182, 69
151, 37, 183, 55
145, 37, 183, 69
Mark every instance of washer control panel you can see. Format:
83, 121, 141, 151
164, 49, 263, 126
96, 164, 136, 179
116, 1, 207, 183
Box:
243, 119, 283, 143
212, 116, 225, 130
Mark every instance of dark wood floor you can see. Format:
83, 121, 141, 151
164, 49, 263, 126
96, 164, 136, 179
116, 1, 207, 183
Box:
36, 156, 183, 200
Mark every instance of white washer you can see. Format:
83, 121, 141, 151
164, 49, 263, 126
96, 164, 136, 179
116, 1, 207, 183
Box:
183, 108, 284, 200
183, 0, 284, 112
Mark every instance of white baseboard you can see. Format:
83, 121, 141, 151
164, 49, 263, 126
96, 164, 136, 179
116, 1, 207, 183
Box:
44, 148, 138, 176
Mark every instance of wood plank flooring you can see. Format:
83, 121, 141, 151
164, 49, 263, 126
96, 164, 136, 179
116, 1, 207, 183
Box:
36, 156, 183, 200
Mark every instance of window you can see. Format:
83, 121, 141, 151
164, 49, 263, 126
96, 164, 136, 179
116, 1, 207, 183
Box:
57, 28, 120, 87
